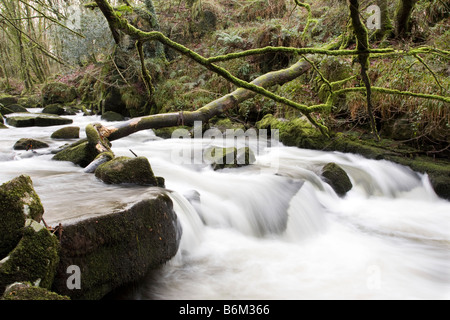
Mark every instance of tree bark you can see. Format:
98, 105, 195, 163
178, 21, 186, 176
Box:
395, 0, 418, 38
349, 0, 380, 141
374, 0, 393, 41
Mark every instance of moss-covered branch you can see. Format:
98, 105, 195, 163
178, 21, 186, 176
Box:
92, 0, 448, 141
102, 59, 313, 141
334, 87, 450, 103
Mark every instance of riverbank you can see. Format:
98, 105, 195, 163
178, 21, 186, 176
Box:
256, 114, 450, 200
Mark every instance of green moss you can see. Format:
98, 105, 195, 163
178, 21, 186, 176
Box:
52, 140, 100, 168
0, 220, 60, 293
13, 138, 49, 150
0, 94, 18, 106
52, 194, 179, 299
256, 114, 328, 149
51, 126, 80, 139
2, 282, 70, 300
0, 175, 44, 258
94, 156, 159, 186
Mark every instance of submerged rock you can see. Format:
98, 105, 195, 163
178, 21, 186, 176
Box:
0, 175, 44, 258
94, 156, 164, 186
321, 162, 353, 196
52, 193, 181, 300
0, 219, 60, 294
13, 138, 49, 150
51, 126, 80, 139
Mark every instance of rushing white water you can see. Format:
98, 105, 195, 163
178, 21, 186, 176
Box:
1, 111, 449, 300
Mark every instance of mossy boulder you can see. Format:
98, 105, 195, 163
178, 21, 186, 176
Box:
101, 111, 124, 122
0, 175, 44, 258
0, 104, 13, 115
52, 140, 100, 168
0, 95, 18, 107
212, 118, 247, 133
42, 104, 66, 115
52, 193, 180, 300
256, 114, 328, 150
51, 126, 80, 140
6, 114, 73, 128
3, 104, 28, 113
41, 82, 77, 106
13, 138, 49, 151
321, 162, 353, 196
94, 156, 163, 186
2, 282, 69, 300
17, 95, 42, 109
0, 219, 60, 294
205, 146, 256, 170
153, 126, 191, 139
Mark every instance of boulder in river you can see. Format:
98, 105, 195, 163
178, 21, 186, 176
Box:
6, 114, 73, 128
205, 146, 256, 170
321, 162, 353, 196
52, 192, 181, 300
13, 138, 49, 151
3, 104, 28, 113
42, 104, 66, 115
51, 126, 80, 140
94, 156, 164, 187
52, 140, 100, 168
101, 111, 124, 122
0, 175, 44, 258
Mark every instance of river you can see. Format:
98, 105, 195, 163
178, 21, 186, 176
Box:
1, 110, 449, 300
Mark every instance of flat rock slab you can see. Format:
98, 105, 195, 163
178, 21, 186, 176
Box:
51, 190, 181, 300
5, 113, 73, 127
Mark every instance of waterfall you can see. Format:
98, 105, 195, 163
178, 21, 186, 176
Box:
1, 111, 449, 300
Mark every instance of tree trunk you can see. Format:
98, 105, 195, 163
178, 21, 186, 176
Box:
98, 59, 311, 142
374, 0, 393, 41
395, 0, 418, 38
349, 0, 380, 140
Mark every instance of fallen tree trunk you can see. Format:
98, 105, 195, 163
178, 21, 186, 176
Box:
99, 59, 311, 142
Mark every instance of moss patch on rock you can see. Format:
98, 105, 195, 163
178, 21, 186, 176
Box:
13, 138, 49, 150
52, 193, 180, 300
0, 95, 18, 107
6, 114, 73, 128
2, 282, 69, 300
321, 162, 353, 196
41, 82, 77, 106
205, 146, 256, 170
94, 156, 162, 186
0, 175, 44, 258
51, 126, 80, 140
0, 219, 60, 294
52, 140, 100, 168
